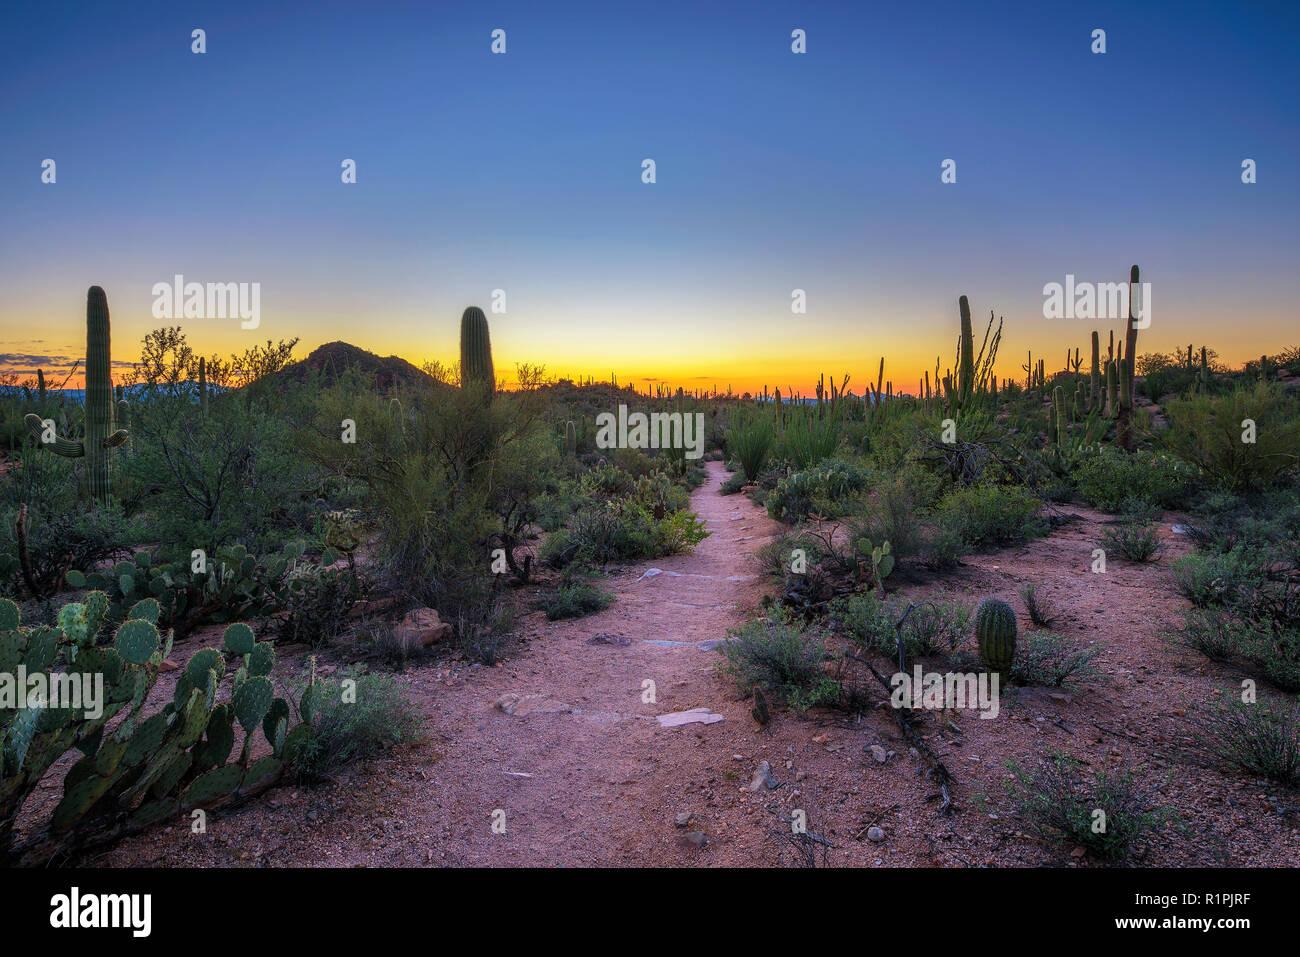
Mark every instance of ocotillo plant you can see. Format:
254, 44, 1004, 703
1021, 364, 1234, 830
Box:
25, 286, 129, 504
459, 306, 495, 394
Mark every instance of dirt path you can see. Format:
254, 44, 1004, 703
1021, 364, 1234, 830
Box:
92, 465, 1300, 868
100, 460, 800, 866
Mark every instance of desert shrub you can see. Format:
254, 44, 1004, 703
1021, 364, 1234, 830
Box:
917, 523, 966, 571
1100, 521, 1162, 563
1163, 381, 1300, 491
544, 580, 615, 620
306, 378, 546, 633
291, 670, 423, 781
1005, 751, 1174, 862
582, 463, 635, 498
936, 484, 1044, 550
848, 465, 942, 562
721, 610, 840, 711
1171, 545, 1267, 608
767, 458, 868, 523
1073, 446, 1198, 511
1010, 632, 1103, 688
835, 593, 969, 660
124, 388, 313, 557
729, 417, 775, 481
1191, 699, 1300, 787
1019, 584, 1055, 627
1170, 608, 1300, 691
719, 471, 747, 495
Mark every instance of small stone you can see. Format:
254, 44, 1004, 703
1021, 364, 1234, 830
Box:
674, 812, 693, 827
868, 745, 888, 763
680, 830, 708, 850
867, 826, 886, 843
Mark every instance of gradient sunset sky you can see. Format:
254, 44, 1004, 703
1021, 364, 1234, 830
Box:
2, 0, 1297, 394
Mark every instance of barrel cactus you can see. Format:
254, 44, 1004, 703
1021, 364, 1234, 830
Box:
975, 597, 1017, 673
459, 306, 495, 394
24, 286, 130, 504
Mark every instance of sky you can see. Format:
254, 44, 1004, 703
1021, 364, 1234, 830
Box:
2, 0, 1297, 395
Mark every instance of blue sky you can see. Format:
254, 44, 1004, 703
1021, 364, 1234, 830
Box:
2, 0, 1297, 391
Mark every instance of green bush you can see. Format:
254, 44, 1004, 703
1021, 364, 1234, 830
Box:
1099, 521, 1162, 563
544, 580, 615, 620
1163, 381, 1300, 491
1073, 446, 1198, 512
1010, 632, 1103, 688
1005, 751, 1175, 862
937, 484, 1044, 550
834, 593, 970, 660
721, 610, 840, 711
1192, 699, 1300, 787
291, 669, 423, 781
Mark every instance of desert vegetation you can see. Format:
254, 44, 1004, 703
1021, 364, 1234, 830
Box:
3, 271, 1300, 868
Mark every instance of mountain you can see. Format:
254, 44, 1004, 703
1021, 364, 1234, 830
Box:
270, 341, 436, 392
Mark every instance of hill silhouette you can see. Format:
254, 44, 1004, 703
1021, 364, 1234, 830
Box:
271, 341, 436, 392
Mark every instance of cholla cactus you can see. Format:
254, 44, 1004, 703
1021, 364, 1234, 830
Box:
24, 287, 129, 504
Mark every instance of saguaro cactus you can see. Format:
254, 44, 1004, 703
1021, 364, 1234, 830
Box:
565, 420, 576, 454
957, 295, 975, 411
1089, 331, 1100, 411
1118, 265, 1141, 449
198, 355, 208, 418
459, 306, 495, 394
25, 286, 129, 504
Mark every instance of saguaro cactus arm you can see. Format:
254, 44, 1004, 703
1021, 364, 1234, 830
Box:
24, 413, 84, 457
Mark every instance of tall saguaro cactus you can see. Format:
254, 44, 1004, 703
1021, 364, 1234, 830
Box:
1089, 331, 1100, 411
1118, 264, 1141, 449
956, 295, 975, 411
25, 286, 129, 504
459, 306, 495, 395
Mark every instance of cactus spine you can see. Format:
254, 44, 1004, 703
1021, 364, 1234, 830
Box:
975, 597, 1017, 674
459, 306, 495, 395
25, 286, 128, 504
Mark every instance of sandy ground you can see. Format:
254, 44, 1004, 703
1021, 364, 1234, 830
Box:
73, 462, 1300, 867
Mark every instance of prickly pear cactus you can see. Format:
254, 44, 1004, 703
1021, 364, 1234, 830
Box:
975, 597, 1017, 673
0, 601, 311, 866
